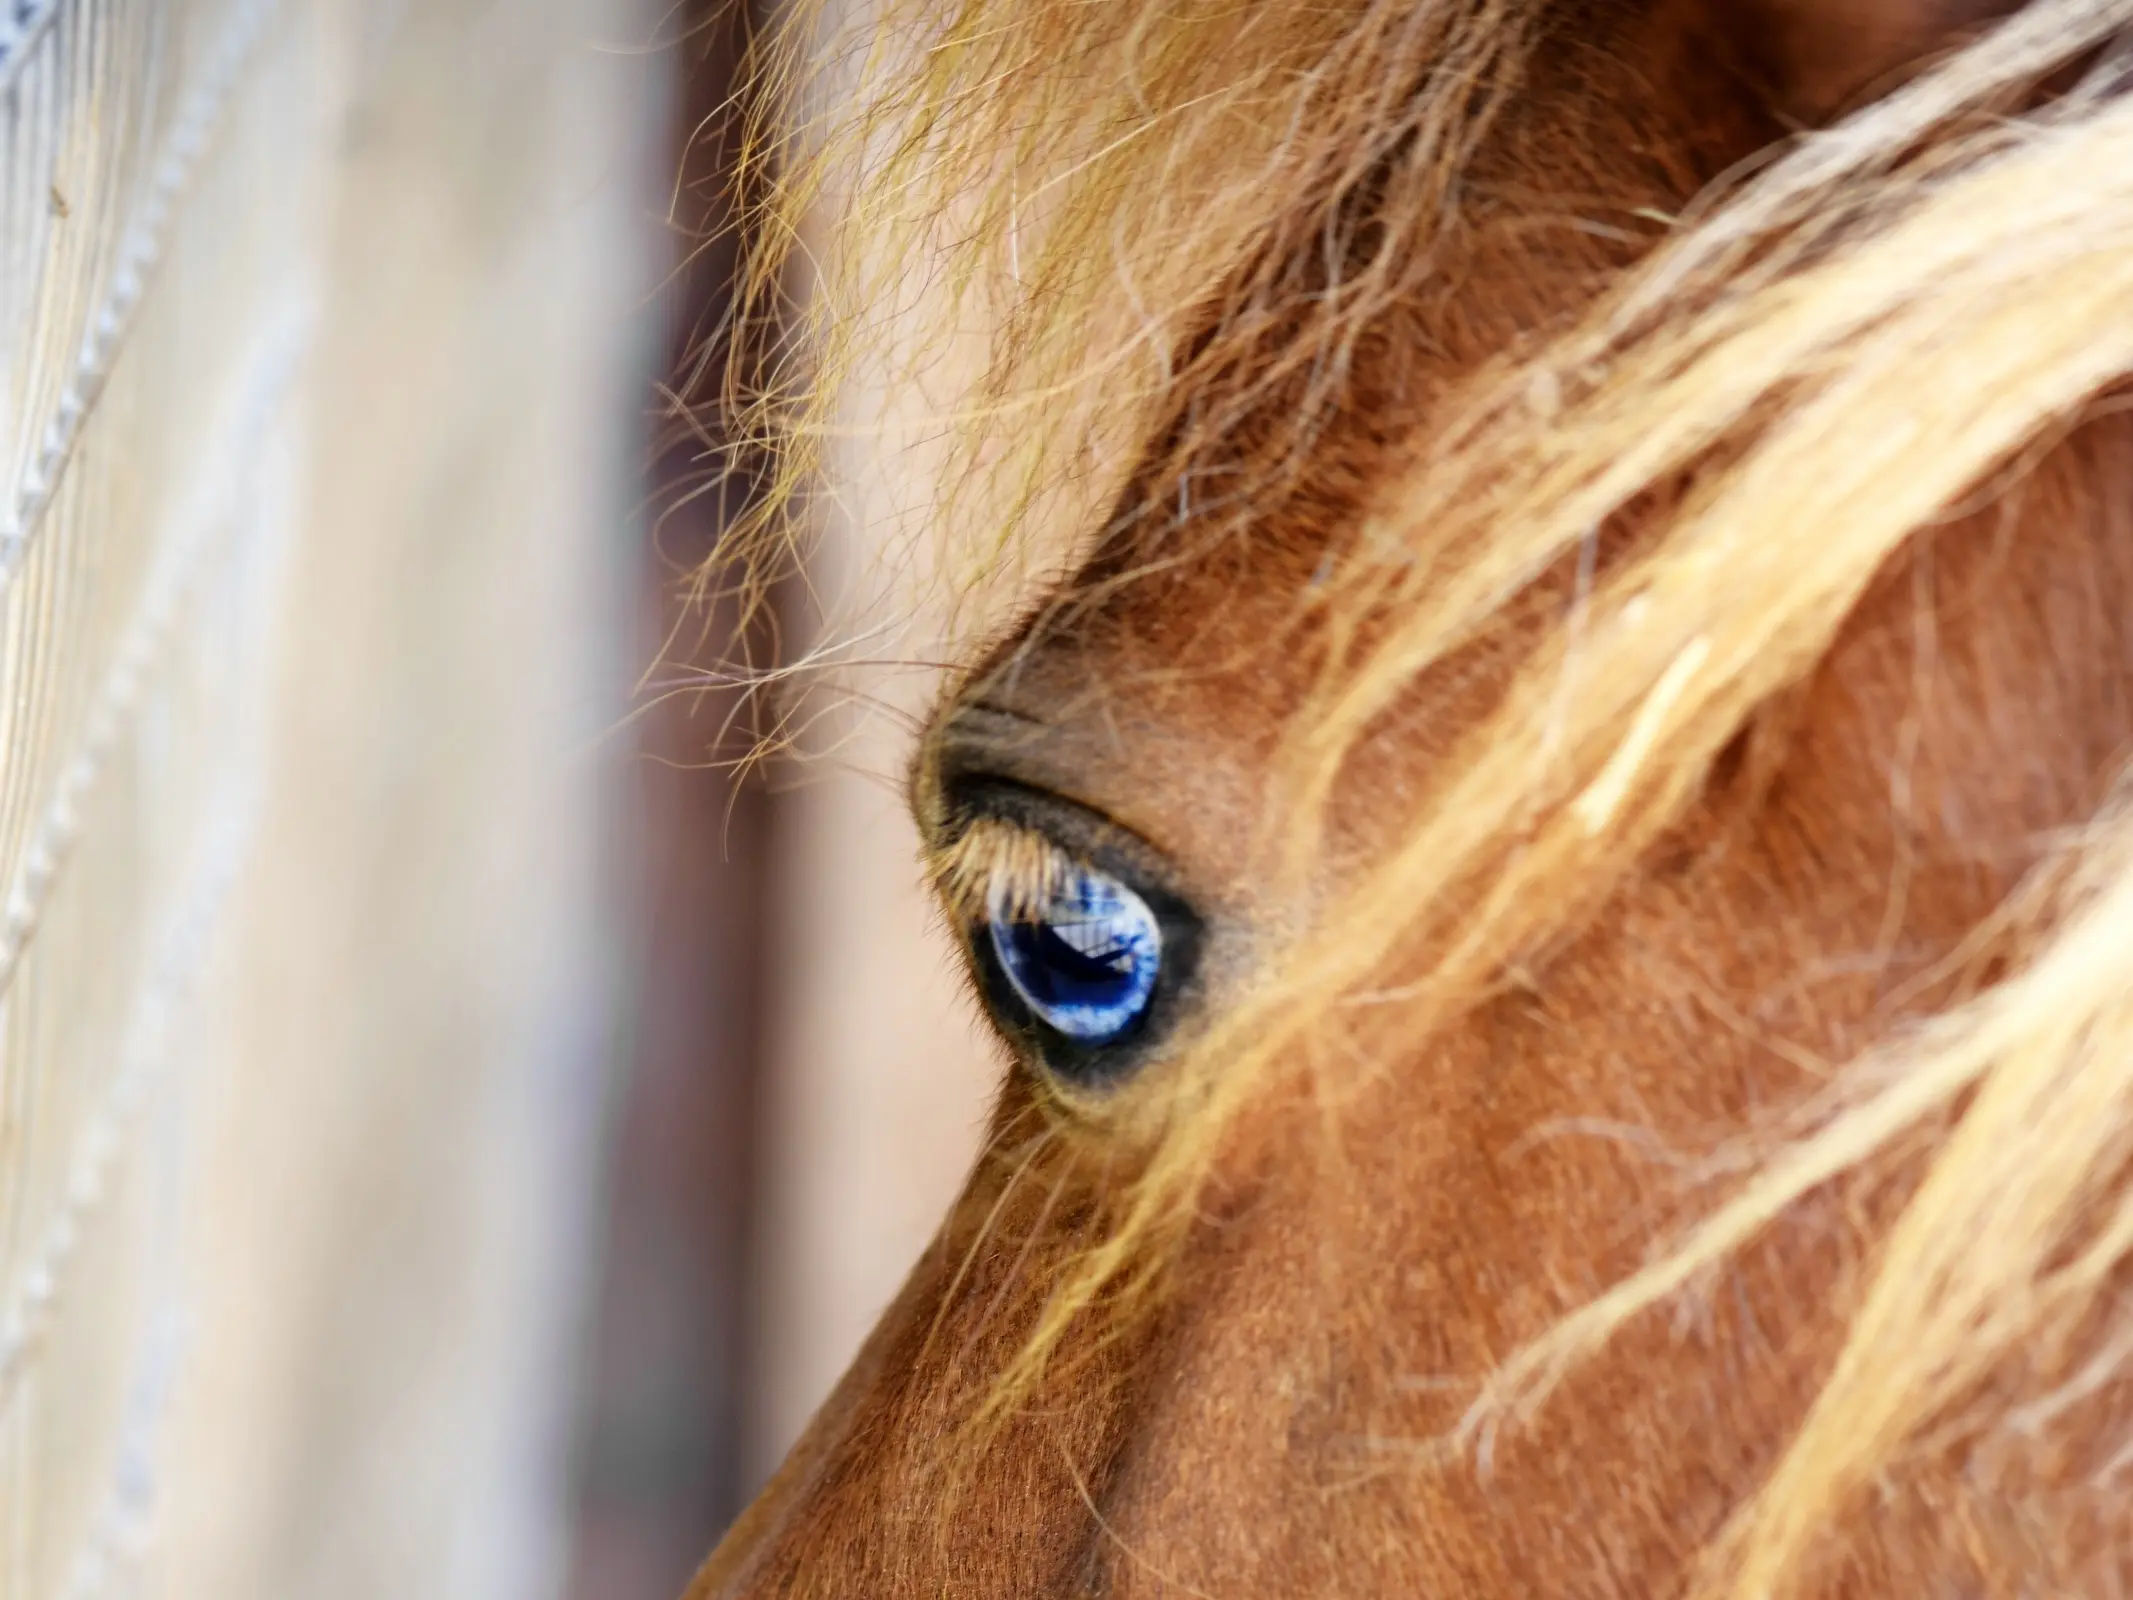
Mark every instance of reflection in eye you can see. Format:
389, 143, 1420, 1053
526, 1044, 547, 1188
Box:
986, 861, 1162, 1045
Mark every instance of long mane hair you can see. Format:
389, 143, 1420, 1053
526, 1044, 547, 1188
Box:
707, 0, 2133, 1589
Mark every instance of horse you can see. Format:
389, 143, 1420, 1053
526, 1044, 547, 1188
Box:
692, 0, 2133, 1592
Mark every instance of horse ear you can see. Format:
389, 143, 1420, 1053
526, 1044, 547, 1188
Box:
1743, 1, 2024, 118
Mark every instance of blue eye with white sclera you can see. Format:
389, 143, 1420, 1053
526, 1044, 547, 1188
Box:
986, 863, 1162, 1046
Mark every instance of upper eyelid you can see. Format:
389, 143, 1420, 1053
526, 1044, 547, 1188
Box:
923, 702, 1104, 843
936, 776, 1188, 904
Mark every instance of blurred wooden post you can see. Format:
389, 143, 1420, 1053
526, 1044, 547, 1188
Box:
564, 10, 774, 1584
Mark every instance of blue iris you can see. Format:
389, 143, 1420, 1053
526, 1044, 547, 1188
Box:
987, 862, 1162, 1045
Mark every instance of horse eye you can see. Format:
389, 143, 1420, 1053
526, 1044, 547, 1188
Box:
942, 780, 1202, 1085
984, 863, 1162, 1049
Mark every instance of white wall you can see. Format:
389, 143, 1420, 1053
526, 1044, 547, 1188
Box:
0, 3, 657, 1595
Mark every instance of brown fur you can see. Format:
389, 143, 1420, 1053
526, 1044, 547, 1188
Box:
693, 1, 2133, 1593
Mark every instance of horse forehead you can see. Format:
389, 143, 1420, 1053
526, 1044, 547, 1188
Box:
976, 15, 1774, 675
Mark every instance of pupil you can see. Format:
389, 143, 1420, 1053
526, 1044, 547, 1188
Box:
998, 916, 1133, 1005
986, 865, 1160, 1045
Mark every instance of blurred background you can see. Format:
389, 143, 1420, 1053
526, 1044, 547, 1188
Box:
0, 2, 997, 1597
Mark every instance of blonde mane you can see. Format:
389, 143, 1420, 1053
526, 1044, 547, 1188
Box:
708, 0, 2133, 1590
